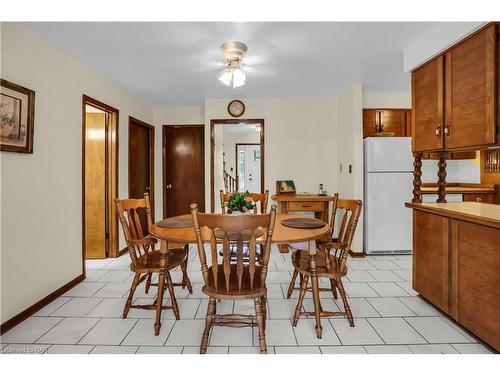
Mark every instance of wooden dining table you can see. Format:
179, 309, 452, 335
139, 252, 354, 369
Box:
149, 213, 331, 336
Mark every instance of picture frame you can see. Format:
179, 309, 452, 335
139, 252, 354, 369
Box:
1, 79, 35, 153
276, 180, 296, 195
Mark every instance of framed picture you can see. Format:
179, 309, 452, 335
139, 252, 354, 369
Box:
1, 79, 35, 153
276, 180, 296, 194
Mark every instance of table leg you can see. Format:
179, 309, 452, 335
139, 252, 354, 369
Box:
308, 240, 322, 338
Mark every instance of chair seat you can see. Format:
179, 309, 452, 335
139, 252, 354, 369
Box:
202, 264, 267, 300
291, 250, 347, 278
130, 248, 187, 273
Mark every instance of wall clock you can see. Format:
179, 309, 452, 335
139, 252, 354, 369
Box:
227, 100, 245, 118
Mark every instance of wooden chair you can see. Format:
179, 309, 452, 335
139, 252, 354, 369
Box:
190, 203, 277, 354
220, 189, 269, 213
287, 193, 339, 299
289, 198, 362, 338
116, 193, 192, 335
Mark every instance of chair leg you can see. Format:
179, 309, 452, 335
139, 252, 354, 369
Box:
180, 260, 193, 294
145, 273, 152, 294
287, 269, 299, 299
329, 278, 338, 299
200, 297, 216, 354
309, 254, 323, 338
261, 295, 267, 330
337, 278, 354, 327
123, 272, 140, 318
154, 272, 165, 336
165, 271, 180, 320
254, 297, 267, 354
292, 275, 308, 327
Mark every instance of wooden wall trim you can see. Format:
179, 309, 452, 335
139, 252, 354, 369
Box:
210, 119, 265, 212
0, 274, 85, 335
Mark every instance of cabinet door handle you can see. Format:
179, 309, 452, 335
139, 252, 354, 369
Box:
302, 204, 311, 208
444, 123, 451, 136
435, 126, 441, 136
476, 197, 482, 202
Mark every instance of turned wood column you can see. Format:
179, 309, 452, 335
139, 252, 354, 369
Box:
437, 151, 447, 203
412, 153, 423, 203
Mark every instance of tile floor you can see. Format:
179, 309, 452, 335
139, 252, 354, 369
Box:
0, 246, 494, 354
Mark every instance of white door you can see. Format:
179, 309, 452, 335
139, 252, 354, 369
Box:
237, 144, 261, 192
364, 172, 413, 253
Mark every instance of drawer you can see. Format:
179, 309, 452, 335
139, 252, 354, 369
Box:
462, 193, 494, 203
288, 201, 324, 211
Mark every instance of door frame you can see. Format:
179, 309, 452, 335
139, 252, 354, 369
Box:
82, 95, 119, 275
235, 143, 261, 191
128, 116, 155, 220
162, 124, 205, 218
210, 119, 265, 212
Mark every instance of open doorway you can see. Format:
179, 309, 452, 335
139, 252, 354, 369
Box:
82, 95, 119, 263
210, 119, 264, 212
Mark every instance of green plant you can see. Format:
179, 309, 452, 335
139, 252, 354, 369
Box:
225, 191, 255, 213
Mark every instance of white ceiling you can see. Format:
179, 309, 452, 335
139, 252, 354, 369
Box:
25, 22, 440, 107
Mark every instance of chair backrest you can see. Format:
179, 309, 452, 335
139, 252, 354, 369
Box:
330, 198, 363, 266
115, 193, 154, 266
191, 203, 277, 294
220, 190, 269, 214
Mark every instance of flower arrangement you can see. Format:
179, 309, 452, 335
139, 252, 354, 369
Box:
225, 191, 255, 214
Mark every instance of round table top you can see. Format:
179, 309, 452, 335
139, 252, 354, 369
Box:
150, 213, 330, 244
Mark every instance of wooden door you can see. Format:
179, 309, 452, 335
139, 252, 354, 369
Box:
129, 117, 154, 231
163, 125, 205, 217
413, 211, 450, 313
379, 109, 406, 136
412, 56, 444, 152
85, 112, 107, 259
363, 109, 378, 138
444, 25, 497, 149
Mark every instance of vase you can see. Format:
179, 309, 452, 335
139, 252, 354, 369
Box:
229, 210, 252, 215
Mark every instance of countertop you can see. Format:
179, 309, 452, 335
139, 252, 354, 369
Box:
271, 194, 335, 201
405, 201, 500, 229
420, 183, 496, 195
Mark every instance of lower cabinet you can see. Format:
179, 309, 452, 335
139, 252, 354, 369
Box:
452, 221, 500, 351
413, 211, 450, 313
413, 211, 500, 351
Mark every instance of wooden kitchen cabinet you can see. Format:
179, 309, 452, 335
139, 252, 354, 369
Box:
411, 24, 499, 152
411, 56, 444, 152
412, 210, 450, 313
363, 109, 410, 138
407, 202, 500, 351
444, 24, 497, 149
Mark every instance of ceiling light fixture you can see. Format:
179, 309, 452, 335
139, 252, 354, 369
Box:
219, 41, 247, 88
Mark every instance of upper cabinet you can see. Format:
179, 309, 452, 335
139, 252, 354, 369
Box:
412, 24, 499, 153
363, 109, 410, 138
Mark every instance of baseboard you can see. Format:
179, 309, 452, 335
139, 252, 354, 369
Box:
0, 273, 85, 335
349, 250, 365, 258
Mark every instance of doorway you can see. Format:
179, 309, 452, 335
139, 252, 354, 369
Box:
210, 119, 265, 212
162, 125, 205, 218
82, 95, 119, 262
128, 116, 155, 229
236, 143, 261, 192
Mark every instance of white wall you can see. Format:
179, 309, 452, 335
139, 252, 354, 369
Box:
204, 98, 339, 212
336, 85, 364, 253
0, 23, 155, 324
422, 157, 481, 184
363, 92, 411, 109
151, 106, 204, 217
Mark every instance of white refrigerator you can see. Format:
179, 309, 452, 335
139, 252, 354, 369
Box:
363, 137, 413, 254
